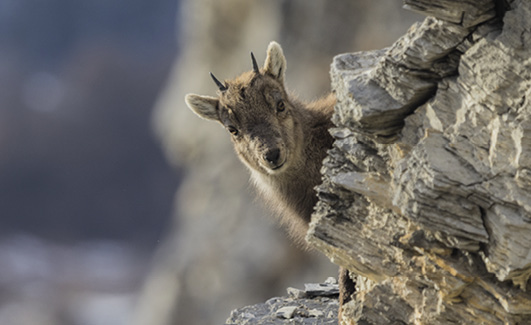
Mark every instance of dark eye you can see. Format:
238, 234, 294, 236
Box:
228, 126, 239, 136
277, 100, 285, 112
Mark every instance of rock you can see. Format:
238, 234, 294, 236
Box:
308, 0, 531, 323
286, 287, 306, 299
403, 0, 496, 27
226, 294, 339, 324
303, 283, 339, 296
227, 280, 340, 324
275, 306, 298, 319
307, 309, 324, 318
330, 16, 472, 143
287, 278, 340, 299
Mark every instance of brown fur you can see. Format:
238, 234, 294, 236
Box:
185, 42, 355, 318
186, 42, 335, 245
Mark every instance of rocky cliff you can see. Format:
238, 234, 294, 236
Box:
305, 0, 531, 323
226, 0, 531, 324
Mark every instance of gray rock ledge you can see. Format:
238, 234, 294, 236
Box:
225, 281, 339, 325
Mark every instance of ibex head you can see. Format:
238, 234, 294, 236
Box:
185, 42, 303, 176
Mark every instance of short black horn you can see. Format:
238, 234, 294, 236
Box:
251, 52, 259, 73
210, 72, 227, 91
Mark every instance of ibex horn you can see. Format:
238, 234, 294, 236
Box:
210, 72, 228, 91
251, 52, 259, 73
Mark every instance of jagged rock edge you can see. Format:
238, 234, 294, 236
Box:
308, 0, 531, 323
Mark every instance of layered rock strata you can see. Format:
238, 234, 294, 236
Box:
307, 0, 531, 323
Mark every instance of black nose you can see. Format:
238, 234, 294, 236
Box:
264, 148, 281, 165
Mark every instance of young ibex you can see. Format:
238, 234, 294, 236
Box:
185, 41, 354, 316
185, 41, 334, 243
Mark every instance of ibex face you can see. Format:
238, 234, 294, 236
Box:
186, 42, 303, 176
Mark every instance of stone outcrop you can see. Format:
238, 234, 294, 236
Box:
307, 0, 531, 323
226, 278, 340, 325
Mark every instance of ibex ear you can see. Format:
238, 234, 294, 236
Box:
264, 41, 286, 83
185, 94, 220, 121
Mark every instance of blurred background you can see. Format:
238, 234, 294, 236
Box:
0, 0, 420, 324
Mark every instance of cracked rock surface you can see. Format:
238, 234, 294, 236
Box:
307, 0, 531, 323
226, 280, 339, 324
